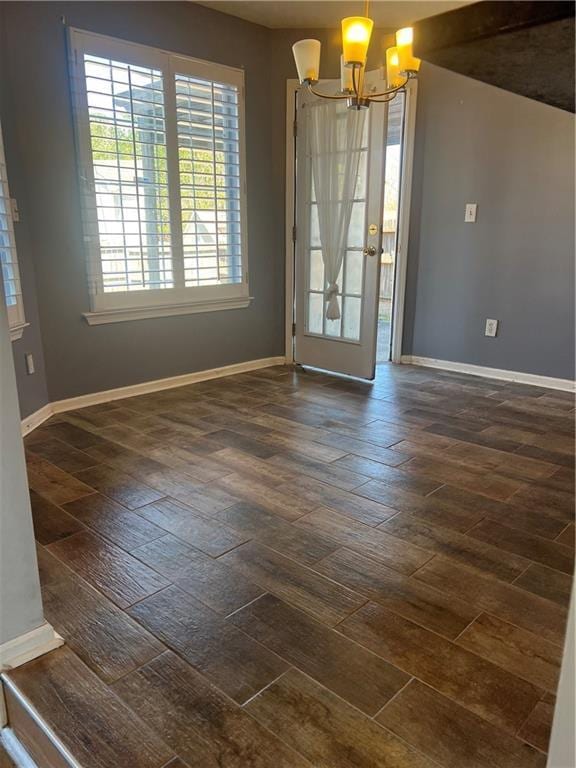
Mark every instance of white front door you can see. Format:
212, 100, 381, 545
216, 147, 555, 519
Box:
293, 72, 388, 380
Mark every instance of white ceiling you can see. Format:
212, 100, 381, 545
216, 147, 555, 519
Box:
195, 1, 474, 29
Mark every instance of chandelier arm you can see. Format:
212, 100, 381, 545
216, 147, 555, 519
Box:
368, 89, 404, 103
307, 83, 351, 100
367, 77, 410, 99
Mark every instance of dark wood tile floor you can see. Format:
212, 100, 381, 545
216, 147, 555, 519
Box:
8, 363, 575, 768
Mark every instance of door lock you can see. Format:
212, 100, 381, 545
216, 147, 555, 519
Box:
363, 245, 378, 257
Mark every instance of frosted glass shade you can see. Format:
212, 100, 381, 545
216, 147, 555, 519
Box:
293, 39, 321, 84
341, 16, 373, 65
396, 27, 421, 72
385, 46, 403, 88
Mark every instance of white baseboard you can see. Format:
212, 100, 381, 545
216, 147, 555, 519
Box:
21, 404, 53, 437
0, 622, 63, 673
401, 355, 575, 392
21, 356, 287, 436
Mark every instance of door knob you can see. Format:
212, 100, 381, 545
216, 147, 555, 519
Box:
363, 245, 378, 257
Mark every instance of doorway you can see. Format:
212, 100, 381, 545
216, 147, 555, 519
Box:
286, 76, 417, 376
377, 90, 405, 363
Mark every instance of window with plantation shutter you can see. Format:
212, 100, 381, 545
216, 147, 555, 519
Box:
0, 123, 26, 340
69, 30, 249, 325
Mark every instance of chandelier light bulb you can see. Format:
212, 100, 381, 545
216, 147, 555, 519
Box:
292, 39, 321, 84
342, 16, 374, 65
395, 27, 421, 73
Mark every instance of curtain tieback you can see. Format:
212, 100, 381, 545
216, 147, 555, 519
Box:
325, 282, 341, 320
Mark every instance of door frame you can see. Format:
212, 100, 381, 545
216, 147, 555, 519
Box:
284, 76, 418, 366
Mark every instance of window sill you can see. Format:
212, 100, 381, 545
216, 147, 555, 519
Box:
83, 296, 253, 326
10, 322, 29, 342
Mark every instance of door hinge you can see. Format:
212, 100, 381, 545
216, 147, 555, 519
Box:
293, 119, 298, 138
292, 322, 296, 337
9, 198, 20, 223
292, 225, 297, 243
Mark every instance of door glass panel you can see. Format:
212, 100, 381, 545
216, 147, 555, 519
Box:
354, 150, 367, 199
307, 292, 324, 334
310, 204, 320, 247
344, 250, 363, 295
343, 295, 361, 340
325, 313, 341, 337
309, 249, 324, 291
346, 201, 365, 247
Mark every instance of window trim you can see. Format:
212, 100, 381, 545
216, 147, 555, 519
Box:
68, 28, 250, 324
0, 123, 27, 342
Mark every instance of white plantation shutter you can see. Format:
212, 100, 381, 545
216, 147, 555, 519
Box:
83, 55, 173, 294
175, 73, 243, 287
69, 30, 249, 320
0, 124, 26, 336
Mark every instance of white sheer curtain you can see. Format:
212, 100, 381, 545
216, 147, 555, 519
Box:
307, 100, 367, 319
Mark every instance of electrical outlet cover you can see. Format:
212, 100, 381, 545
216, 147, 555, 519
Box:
485, 318, 498, 337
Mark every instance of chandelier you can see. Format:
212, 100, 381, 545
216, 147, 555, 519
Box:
292, 3, 421, 109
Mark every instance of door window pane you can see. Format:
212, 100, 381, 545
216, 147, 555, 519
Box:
346, 201, 365, 247
343, 295, 361, 341
344, 250, 363, 295
307, 292, 324, 334
309, 249, 324, 291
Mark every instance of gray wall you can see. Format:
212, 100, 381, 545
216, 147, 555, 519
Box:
403, 63, 575, 379
0, 5, 50, 418
0, 283, 45, 645
0, 2, 284, 403
2, 6, 574, 412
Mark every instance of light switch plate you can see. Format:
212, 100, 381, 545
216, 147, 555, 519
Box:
485, 318, 498, 337
465, 203, 477, 223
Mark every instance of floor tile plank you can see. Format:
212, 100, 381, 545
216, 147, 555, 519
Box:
295, 508, 432, 574
246, 668, 437, 768
517, 695, 556, 753
215, 473, 316, 520
467, 519, 575, 575
127, 586, 287, 704
112, 651, 311, 768
132, 533, 263, 614
381, 513, 531, 581
340, 602, 543, 732
37, 546, 164, 683
29, 489, 85, 545
414, 557, 567, 645
134, 497, 249, 556
314, 547, 479, 638
26, 454, 95, 505
73, 463, 165, 509
63, 493, 166, 551
376, 679, 546, 768
457, 613, 562, 692
219, 540, 366, 626
214, 501, 338, 565
279, 474, 398, 526
47, 530, 170, 608
230, 593, 409, 715
513, 563, 573, 608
